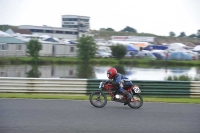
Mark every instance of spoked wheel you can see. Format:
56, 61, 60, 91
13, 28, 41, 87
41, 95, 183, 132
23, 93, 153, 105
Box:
128, 94, 143, 109
89, 91, 107, 108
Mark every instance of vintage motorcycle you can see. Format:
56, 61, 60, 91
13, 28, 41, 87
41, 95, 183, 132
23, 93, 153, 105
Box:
89, 81, 143, 109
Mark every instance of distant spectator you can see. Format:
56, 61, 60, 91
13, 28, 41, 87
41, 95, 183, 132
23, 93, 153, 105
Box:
130, 52, 134, 58
165, 52, 168, 60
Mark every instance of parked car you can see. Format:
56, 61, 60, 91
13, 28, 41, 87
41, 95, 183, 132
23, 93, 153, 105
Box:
95, 51, 112, 58
124, 51, 138, 58
134, 51, 156, 60
152, 52, 166, 60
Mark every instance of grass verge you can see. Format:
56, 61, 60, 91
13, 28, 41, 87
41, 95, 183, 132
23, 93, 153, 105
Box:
0, 57, 200, 66
0, 93, 200, 104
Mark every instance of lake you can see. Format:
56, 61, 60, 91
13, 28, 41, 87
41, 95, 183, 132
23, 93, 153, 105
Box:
0, 65, 199, 81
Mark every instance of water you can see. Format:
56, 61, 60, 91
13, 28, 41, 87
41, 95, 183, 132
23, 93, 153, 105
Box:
0, 64, 199, 81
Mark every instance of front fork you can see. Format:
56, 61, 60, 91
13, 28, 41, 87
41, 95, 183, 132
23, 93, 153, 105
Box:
96, 92, 102, 101
130, 90, 139, 102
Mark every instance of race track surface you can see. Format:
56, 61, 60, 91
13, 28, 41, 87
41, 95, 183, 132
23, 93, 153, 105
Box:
0, 99, 200, 133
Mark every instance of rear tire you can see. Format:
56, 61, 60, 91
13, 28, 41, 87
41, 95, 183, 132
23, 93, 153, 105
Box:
128, 94, 143, 109
89, 91, 107, 108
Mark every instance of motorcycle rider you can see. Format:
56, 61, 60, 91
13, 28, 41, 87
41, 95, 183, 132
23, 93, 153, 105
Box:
106, 67, 132, 105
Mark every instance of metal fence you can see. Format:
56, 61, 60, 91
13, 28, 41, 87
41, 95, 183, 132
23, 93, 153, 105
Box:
0, 77, 200, 97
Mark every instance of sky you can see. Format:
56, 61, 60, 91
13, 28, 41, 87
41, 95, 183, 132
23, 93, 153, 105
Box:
0, 0, 200, 36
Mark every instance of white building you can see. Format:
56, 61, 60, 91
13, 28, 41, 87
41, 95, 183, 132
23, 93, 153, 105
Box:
62, 15, 90, 34
18, 25, 78, 40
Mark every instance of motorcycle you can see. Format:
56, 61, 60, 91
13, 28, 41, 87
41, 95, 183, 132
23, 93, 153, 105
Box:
89, 81, 143, 109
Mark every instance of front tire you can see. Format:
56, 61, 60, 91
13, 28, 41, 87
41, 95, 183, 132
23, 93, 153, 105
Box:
128, 94, 143, 109
89, 91, 107, 108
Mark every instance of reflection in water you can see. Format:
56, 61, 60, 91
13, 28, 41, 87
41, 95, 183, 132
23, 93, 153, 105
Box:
76, 63, 95, 78
0, 65, 199, 81
26, 65, 41, 78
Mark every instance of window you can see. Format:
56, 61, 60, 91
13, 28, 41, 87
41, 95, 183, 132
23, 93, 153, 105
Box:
45, 30, 53, 33
80, 19, 89, 22
65, 31, 73, 34
0, 44, 8, 50
35, 29, 44, 32
69, 70, 73, 75
63, 22, 75, 25
70, 47, 74, 52
62, 25, 78, 28
63, 18, 77, 21
30, 29, 36, 32
56, 31, 64, 34
0, 72, 7, 77
16, 44, 22, 50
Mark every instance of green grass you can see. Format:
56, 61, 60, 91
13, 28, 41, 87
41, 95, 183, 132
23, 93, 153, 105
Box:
0, 57, 200, 66
0, 93, 200, 104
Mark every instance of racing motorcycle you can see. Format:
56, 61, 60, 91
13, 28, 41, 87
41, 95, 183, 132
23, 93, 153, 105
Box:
89, 81, 143, 109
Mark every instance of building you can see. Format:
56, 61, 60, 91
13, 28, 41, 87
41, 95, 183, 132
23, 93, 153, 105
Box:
6, 29, 32, 35
111, 36, 155, 43
62, 15, 90, 34
18, 25, 78, 40
0, 37, 26, 57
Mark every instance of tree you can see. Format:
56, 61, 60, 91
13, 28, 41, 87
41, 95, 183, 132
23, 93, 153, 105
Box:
169, 31, 176, 37
27, 65, 41, 78
178, 32, 186, 37
106, 28, 115, 31
26, 39, 42, 63
77, 35, 97, 63
100, 28, 115, 31
197, 29, 200, 38
100, 28, 106, 31
121, 26, 137, 33
111, 44, 127, 59
76, 63, 95, 78
188, 34, 197, 38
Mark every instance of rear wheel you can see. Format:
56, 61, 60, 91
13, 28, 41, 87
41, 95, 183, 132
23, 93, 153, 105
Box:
89, 91, 107, 108
128, 94, 143, 109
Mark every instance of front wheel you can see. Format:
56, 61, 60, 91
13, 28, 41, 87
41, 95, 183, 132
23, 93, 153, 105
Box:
89, 91, 107, 108
128, 94, 143, 109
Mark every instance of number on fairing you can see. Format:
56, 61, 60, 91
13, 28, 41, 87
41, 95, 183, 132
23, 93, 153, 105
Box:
134, 86, 141, 93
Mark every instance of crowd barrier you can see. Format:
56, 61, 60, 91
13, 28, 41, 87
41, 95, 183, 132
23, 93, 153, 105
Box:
0, 77, 199, 97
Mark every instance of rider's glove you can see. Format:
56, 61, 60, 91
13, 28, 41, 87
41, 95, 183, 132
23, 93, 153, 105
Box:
105, 80, 112, 84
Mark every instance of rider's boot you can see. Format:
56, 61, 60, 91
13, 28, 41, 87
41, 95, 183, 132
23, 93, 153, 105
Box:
122, 90, 131, 105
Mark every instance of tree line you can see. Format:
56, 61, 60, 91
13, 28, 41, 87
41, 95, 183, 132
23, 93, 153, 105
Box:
1, 24, 200, 38
100, 26, 200, 38
169, 30, 200, 38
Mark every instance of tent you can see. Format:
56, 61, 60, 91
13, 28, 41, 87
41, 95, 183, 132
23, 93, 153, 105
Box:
44, 38, 58, 42
126, 45, 138, 52
170, 43, 186, 47
0, 30, 12, 37
68, 41, 76, 44
168, 52, 192, 60
134, 43, 148, 47
193, 45, 200, 51
143, 45, 168, 50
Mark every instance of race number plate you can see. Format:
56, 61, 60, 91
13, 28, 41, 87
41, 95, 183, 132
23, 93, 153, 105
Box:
99, 82, 104, 88
133, 85, 141, 93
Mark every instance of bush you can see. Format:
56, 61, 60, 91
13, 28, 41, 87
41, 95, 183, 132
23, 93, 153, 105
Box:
110, 44, 127, 59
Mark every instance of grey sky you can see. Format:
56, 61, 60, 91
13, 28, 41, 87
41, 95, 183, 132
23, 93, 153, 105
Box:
0, 0, 200, 36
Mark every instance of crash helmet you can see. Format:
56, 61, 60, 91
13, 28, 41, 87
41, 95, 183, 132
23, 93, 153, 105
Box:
107, 67, 117, 79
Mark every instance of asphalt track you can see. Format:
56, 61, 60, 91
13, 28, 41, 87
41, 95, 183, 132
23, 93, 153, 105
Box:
0, 99, 200, 133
